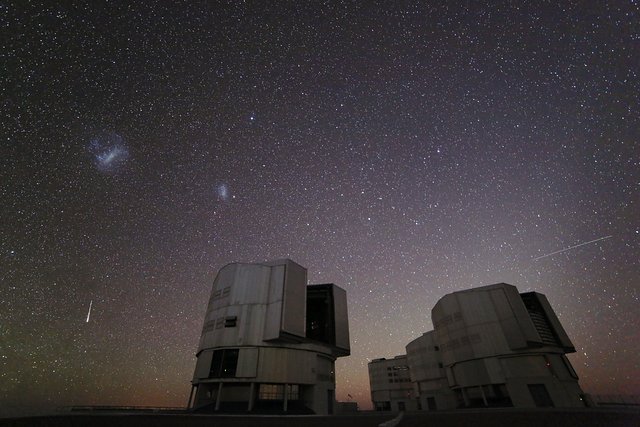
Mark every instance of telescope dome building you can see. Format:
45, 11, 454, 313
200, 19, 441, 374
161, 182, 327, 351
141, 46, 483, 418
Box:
370, 283, 585, 411
188, 259, 350, 414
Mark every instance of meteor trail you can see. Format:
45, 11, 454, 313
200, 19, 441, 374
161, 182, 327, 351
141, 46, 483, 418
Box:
533, 235, 612, 261
86, 300, 93, 323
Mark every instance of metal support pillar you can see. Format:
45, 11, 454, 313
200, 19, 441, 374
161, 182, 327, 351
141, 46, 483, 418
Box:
461, 387, 470, 407
248, 382, 255, 412
284, 383, 288, 412
480, 385, 488, 407
215, 382, 223, 411
187, 384, 196, 409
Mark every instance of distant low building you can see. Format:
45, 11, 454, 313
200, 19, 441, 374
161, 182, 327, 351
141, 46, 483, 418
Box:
369, 283, 586, 411
368, 355, 418, 411
335, 401, 359, 413
189, 259, 350, 414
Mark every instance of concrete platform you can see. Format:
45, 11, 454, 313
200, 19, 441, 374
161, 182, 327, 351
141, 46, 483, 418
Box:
1, 409, 639, 427
401, 408, 640, 427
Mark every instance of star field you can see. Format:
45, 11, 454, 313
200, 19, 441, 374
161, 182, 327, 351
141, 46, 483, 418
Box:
2, 1, 639, 416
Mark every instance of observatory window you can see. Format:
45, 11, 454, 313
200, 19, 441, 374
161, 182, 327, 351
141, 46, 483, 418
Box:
287, 384, 299, 400
306, 285, 336, 345
256, 384, 299, 400
210, 350, 223, 377
528, 384, 554, 407
521, 293, 561, 347
224, 316, 237, 327
258, 384, 284, 400
215, 317, 224, 329
209, 349, 239, 378
220, 349, 239, 377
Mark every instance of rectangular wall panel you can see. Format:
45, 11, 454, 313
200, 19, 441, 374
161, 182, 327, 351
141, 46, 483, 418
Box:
263, 265, 285, 340
236, 347, 259, 377
333, 285, 350, 352
193, 350, 213, 379
281, 261, 307, 338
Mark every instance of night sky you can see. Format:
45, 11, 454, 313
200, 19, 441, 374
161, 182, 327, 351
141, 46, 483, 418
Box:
2, 1, 639, 416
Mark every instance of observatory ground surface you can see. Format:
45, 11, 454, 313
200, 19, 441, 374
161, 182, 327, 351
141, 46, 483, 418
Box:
1, 408, 639, 427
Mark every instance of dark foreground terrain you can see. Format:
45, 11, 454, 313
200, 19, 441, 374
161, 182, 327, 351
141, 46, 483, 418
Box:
1, 408, 639, 427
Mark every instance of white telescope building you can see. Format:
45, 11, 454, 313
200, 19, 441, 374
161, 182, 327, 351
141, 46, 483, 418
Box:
370, 283, 585, 411
188, 259, 350, 414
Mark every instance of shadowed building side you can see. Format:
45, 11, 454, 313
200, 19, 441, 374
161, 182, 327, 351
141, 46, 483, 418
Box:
405, 331, 457, 410
189, 259, 350, 415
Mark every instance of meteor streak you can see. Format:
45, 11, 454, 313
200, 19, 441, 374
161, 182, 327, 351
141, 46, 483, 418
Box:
533, 235, 612, 261
86, 300, 93, 323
